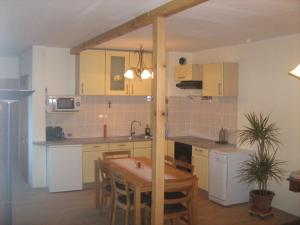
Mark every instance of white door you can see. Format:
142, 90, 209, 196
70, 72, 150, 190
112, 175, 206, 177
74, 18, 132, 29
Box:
209, 152, 227, 201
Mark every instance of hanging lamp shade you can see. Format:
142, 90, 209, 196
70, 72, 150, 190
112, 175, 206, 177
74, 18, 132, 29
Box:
141, 69, 152, 79
124, 46, 152, 80
289, 64, 300, 78
124, 69, 134, 79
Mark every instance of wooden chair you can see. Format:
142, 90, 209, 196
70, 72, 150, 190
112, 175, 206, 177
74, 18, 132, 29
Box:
110, 170, 149, 225
145, 176, 197, 225
95, 159, 112, 211
103, 150, 131, 160
173, 159, 194, 174
165, 155, 175, 166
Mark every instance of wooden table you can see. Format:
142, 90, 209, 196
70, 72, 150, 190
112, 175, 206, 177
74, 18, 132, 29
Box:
106, 157, 198, 225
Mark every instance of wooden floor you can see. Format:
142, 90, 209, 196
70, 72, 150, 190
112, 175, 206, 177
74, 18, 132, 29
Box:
12, 172, 299, 225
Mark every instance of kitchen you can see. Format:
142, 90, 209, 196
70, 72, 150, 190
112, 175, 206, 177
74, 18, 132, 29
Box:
0, 1, 300, 225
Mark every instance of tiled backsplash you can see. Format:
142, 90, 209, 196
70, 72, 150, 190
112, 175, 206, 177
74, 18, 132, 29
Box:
46, 95, 237, 143
167, 96, 238, 144
46, 96, 151, 138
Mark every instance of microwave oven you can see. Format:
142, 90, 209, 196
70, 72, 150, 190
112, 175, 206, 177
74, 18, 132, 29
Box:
47, 96, 81, 112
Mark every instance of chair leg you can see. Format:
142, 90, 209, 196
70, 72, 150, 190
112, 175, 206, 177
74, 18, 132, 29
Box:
124, 207, 130, 225
99, 185, 104, 210
170, 219, 175, 225
144, 207, 150, 225
111, 196, 117, 225
95, 161, 100, 208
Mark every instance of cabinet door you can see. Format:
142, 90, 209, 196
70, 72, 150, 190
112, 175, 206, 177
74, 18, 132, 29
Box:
192, 148, 209, 191
129, 52, 152, 96
79, 50, 105, 95
202, 63, 223, 96
133, 148, 151, 159
106, 51, 129, 96
174, 65, 193, 81
166, 140, 174, 158
82, 150, 103, 183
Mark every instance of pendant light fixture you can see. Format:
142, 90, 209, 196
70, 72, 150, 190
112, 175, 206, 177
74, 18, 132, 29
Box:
124, 46, 152, 80
289, 64, 300, 78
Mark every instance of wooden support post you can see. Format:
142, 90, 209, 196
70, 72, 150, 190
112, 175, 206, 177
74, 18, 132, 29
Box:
151, 16, 166, 225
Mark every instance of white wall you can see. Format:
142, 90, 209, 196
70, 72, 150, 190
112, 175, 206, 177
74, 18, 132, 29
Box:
0, 56, 19, 79
193, 33, 300, 217
23, 46, 76, 187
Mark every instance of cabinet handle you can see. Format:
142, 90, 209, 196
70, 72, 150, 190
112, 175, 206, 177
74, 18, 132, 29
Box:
93, 146, 101, 148
81, 83, 84, 94
126, 84, 129, 94
218, 83, 222, 95
131, 84, 134, 95
177, 76, 185, 79
118, 144, 126, 147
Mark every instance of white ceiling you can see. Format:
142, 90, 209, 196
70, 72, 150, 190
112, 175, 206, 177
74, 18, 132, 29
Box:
1, 0, 300, 56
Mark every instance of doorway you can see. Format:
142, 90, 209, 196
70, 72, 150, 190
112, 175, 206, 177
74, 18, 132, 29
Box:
19, 75, 29, 182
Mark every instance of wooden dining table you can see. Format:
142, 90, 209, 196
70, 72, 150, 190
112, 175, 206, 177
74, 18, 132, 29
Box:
106, 157, 198, 225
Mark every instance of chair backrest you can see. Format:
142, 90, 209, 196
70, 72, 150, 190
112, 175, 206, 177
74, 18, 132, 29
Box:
165, 155, 175, 166
173, 159, 194, 174
103, 150, 131, 160
110, 169, 131, 206
98, 158, 111, 181
164, 175, 196, 206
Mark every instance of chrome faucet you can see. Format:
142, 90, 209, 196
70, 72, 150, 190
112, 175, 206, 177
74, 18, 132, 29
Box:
130, 120, 141, 138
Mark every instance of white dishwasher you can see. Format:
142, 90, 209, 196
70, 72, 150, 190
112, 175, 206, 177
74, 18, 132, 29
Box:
47, 145, 83, 192
209, 148, 253, 206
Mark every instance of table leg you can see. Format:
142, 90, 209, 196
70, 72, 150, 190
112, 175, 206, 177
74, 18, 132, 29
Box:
192, 178, 198, 225
134, 186, 141, 225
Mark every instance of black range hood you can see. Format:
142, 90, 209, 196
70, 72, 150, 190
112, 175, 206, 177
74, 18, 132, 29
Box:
176, 81, 202, 89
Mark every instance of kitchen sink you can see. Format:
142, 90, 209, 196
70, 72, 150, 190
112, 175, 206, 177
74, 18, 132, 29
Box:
128, 135, 152, 141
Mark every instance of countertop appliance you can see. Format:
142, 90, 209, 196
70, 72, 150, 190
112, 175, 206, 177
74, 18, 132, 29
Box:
47, 95, 80, 112
208, 148, 253, 206
46, 126, 65, 140
47, 145, 82, 192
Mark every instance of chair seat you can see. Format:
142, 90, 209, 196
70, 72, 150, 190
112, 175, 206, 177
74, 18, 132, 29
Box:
117, 193, 151, 205
104, 184, 112, 193
164, 191, 186, 199
164, 203, 187, 214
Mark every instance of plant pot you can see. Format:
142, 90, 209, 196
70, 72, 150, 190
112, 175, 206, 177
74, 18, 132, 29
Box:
250, 189, 275, 212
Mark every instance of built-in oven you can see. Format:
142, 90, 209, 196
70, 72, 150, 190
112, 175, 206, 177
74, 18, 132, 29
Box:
174, 142, 192, 163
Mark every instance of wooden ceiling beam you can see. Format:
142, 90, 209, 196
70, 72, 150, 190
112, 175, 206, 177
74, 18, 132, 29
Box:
70, 0, 208, 54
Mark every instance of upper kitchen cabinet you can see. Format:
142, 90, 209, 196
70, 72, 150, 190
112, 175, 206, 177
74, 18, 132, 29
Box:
105, 51, 129, 96
174, 64, 202, 81
129, 52, 152, 96
79, 50, 106, 95
202, 62, 238, 96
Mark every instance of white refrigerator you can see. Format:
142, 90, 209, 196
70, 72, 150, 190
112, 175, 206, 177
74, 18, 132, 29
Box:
47, 145, 83, 192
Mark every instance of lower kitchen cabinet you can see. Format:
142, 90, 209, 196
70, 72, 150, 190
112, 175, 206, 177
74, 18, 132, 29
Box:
133, 141, 151, 158
82, 144, 108, 183
165, 140, 174, 157
192, 146, 209, 191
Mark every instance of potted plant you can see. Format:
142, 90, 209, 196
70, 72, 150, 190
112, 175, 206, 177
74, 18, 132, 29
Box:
238, 112, 285, 214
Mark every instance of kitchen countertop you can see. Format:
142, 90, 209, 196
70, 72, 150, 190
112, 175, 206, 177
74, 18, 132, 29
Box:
167, 136, 235, 149
33, 135, 235, 150
33, 135, 152, 146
